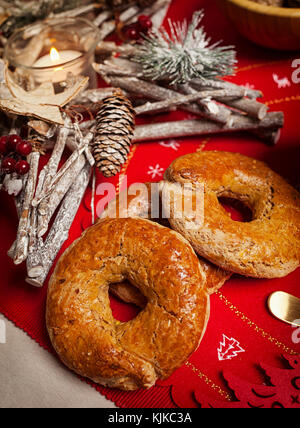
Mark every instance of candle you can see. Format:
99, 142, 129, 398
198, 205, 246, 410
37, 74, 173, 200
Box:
33, 47, 82, 83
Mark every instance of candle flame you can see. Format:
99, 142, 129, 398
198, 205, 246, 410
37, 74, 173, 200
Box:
50, 47, 60, 62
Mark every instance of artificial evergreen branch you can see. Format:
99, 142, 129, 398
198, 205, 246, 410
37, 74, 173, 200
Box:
133, 10, 237, 85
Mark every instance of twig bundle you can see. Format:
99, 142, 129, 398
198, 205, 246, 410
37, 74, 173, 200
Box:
6, 117, 92, 287
91, 9, 284, 146
1, 0, 171, 287
92, 61, 283, 145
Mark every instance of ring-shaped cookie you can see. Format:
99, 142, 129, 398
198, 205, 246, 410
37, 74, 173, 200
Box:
46, 218, 209, 391
164, 151, 300, 278
102, 182, 231, 297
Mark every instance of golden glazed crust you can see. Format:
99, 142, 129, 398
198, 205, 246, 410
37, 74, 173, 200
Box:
164, 151, 300, 278
46, 218, 210, 391
102, 182, 231, 297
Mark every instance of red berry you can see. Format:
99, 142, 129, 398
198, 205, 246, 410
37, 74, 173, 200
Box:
15, 160, 30, 176
0, 136, 8, 155
7, 134, 22, 152
2, 157, 16, 173
138, 15, 153, 32
16, 140, 32, 156
125, 24, 141, 40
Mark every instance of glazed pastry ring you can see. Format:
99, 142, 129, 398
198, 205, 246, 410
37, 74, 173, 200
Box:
47, 218, 210, 391
164, 151, 300, 278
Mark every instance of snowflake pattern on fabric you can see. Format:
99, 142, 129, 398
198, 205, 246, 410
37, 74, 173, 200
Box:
159, 140, 181, 151
272, 73, 291, 89
147, 164, 164, 179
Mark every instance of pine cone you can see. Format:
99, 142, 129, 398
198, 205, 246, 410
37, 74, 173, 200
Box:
92, 91, 135, 178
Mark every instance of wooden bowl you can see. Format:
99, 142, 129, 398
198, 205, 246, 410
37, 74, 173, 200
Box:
215, 0, 300, 50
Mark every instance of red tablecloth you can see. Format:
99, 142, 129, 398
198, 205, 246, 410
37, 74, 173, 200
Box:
0, 0, 300, 409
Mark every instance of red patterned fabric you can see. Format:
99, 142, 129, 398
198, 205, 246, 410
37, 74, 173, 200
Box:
0, 0, 300, 408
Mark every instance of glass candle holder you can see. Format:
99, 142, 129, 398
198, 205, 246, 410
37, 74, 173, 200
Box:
4, 17, 101, 92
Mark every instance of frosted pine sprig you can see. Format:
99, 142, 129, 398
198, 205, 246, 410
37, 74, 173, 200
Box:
133, 11, 237, 85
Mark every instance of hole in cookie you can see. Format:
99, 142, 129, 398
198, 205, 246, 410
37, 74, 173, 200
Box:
109, 281, 147, 323
218, 197, 253, 223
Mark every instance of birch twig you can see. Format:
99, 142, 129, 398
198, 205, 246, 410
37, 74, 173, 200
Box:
26, 162, 91, 287
53, 3, 96, 19
13, 152, 40, 265
95, 41, 137, 57
98, 5, 141, 40
7, 174, 28, 259
103, 75, 234, 125
178, 83, 233, 126
191, 78, 263, 100
135, 89, 241, 115
36, 129, 94, 237
133, 112, 284, 142
32, 118, 70, 207
71, 87, 122, 105
127, 0, 170, 25
26, 207, 44, 278
222, 97, 268, 120
179, 83, 268, 121
150, 0, 171, 28
37, 155, 87, 237
93, 10, 111, 27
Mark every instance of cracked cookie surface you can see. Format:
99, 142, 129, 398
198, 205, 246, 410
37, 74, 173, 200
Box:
164, 151, 300, 278
102, 182, 231, 296
46, 218, 210, 391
